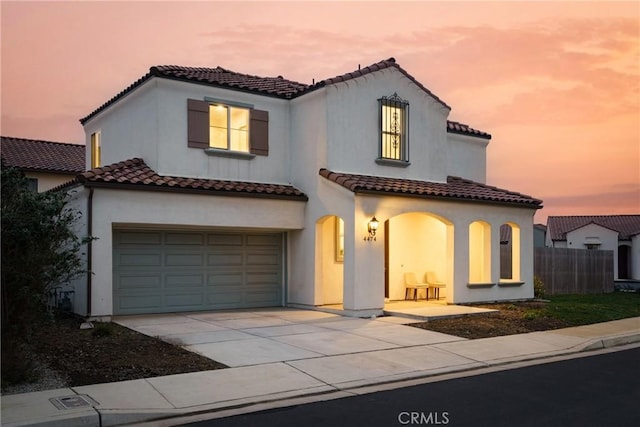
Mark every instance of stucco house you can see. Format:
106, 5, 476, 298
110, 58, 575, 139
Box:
0, 136, 85, 192
546, 215, 640, 280
59, 57, 542, 318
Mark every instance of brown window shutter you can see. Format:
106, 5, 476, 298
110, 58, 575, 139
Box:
249, 109, 269, 156
187, 99, 209, 148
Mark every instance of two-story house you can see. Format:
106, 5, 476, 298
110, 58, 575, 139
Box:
61, 58, 542, 318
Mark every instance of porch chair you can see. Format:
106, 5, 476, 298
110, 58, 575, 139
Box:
404, 272, 430, 301
425, 272, 446, 300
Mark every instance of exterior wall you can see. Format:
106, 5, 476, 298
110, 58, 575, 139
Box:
446, 133, 488, 183
632, 235, 640, 280
64, 186, 90, 316
534, 226, 546, 248
83, 79, 160, 170
566, 224, 619, 277
79, 187, 306, 317
154, 79, 291, 183
349, 194, 536, 309
83, 78, 292, 185
24, 171, 77, 192
323, 67, 452, 182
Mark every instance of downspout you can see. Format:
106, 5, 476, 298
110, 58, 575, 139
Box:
86, 187, 94, 318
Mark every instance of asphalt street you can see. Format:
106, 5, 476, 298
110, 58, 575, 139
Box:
186, 346, 640, 427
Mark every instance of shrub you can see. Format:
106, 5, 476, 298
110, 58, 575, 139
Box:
534, 276, 546, 299
92, 322, 114, 337
1, 166, 89, 385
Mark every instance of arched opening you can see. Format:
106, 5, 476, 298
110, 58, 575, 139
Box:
469, 221, 491, 283
500, 223, 521, 282
618, 245, 631, 279
315, 215, 344, 305
386, 212, 453, 301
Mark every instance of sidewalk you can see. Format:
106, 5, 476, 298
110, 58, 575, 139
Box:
2, 315, 639, 427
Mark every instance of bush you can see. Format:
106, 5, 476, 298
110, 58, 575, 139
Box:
1, 166, 89, 385
534, 276, 546, 299
92, 322, 114, 337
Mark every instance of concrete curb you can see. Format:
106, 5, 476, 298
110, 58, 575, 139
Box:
105, 337, 640, 427
579, 332, 640, 352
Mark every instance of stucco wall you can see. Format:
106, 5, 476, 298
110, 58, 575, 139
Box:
350, 194, 536, 307
80, 187, 305, 316
83, 78, 292, 185
446, 133, 488, 183
323, 67, 453, 182
632, 235, 640, 280
24, 171, 77, 192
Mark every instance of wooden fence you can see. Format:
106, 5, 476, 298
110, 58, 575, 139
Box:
534, 247, 614, 295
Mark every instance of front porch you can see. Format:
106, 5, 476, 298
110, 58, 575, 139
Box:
313, 300, 496, 321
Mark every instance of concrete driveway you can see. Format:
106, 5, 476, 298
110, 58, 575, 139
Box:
114, 308, 466, 367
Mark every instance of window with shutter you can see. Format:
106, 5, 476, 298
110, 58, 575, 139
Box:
187, 99, 269, 156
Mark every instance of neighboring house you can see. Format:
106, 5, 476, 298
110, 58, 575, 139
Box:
0, 136, 85, 191
546, 215, 640, 280
533, 224, 547, 248
59, 57, 542, 318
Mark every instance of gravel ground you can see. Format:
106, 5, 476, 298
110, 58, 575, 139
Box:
1, 358, 68, 395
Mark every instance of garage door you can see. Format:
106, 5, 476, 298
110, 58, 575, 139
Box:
113, 229, 284, 315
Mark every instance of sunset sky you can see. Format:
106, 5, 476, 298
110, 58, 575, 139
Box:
1, 1, 638, 223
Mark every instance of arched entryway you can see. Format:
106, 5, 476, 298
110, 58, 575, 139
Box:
385, 212, 453, 302
315, 215, 344, 305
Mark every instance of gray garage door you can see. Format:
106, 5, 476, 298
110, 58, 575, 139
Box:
113, 229, 284, 315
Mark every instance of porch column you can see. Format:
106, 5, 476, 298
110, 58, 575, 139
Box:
452, 220, 469, 304
342, 210, 385, 316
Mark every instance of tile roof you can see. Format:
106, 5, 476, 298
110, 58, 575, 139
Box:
447, 121, 491, 139
317, 58, 451, 110
80, 58, 491, 137
547, 215, 640, 240
59, 158, 308, 201
319, 168, 542, 208
1, 136, 85, 174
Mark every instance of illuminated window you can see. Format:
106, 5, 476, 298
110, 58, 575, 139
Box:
209, 104, 250, 152
187, 99, 269, 156
469, 221, 491, 283
335, 217, 344, 262
379, 93, 409, 161
91, 131, 101, 168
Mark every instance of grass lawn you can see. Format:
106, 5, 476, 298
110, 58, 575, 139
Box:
539, 292, 640, 325
410, 291, 639, 339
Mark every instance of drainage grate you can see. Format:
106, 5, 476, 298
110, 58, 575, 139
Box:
49, 394, 98, 410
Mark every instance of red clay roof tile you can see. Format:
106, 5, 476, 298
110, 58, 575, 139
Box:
319, 168, 542, 208
66, 158, 308, 201
79, 58, 487, 138
1, 136, 85, 174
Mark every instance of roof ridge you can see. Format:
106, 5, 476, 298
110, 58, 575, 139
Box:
1, 135, 83, 146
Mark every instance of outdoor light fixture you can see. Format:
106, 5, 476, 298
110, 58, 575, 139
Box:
365, 216, 379, 241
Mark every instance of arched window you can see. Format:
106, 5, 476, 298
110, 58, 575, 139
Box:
500, 223, 521, 281
469, 221, 491, 283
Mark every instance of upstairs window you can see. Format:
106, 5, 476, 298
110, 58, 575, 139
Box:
378, 93, 409, 162
188, 99, 269, 156
91, 131, 101, 168
209, 104, 250, 152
